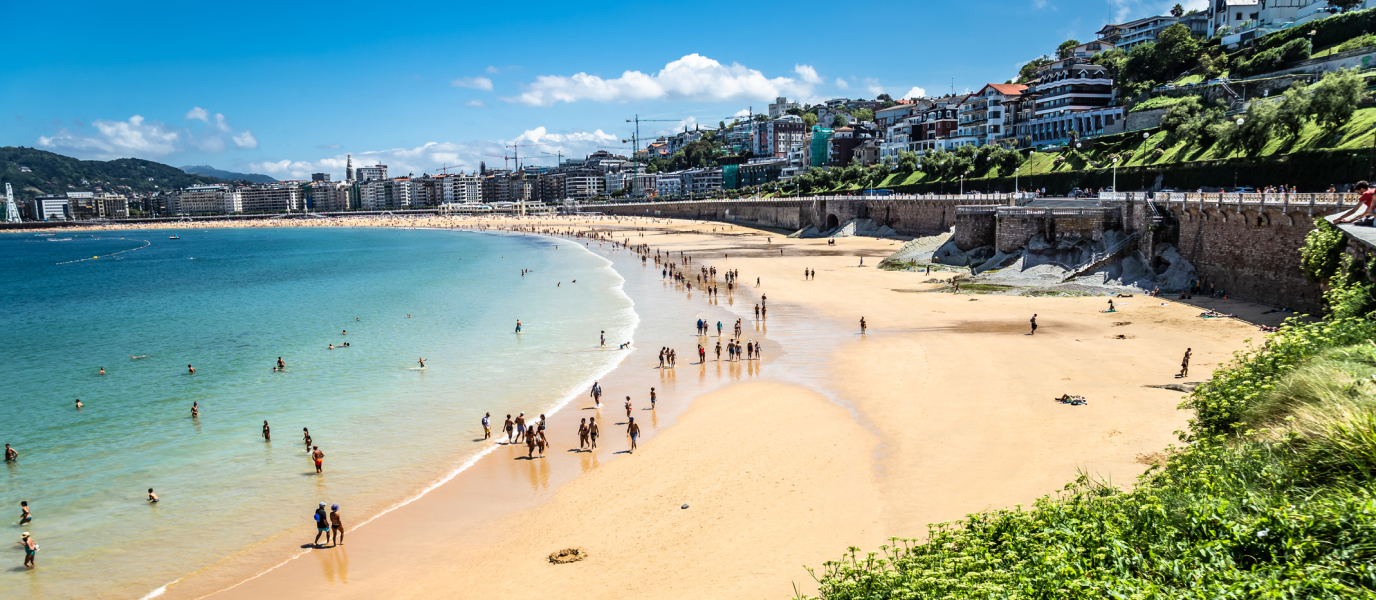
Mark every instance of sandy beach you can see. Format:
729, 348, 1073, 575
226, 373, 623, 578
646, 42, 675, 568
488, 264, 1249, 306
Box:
38, 214, 1279, 599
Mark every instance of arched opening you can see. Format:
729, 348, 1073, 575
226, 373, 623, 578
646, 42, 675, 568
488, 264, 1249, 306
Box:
826, 214, 840, 230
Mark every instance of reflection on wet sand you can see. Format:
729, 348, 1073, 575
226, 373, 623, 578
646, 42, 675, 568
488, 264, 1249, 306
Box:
316, 546, 348, 585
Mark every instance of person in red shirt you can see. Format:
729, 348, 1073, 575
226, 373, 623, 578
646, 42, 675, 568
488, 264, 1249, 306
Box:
1334, 181, 1374, 224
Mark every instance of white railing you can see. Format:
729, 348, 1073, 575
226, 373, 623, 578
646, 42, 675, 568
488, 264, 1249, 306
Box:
1154, 192, 1359, 208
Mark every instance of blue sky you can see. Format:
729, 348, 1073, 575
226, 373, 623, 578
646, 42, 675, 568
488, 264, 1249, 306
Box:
3, 0, 1205, 180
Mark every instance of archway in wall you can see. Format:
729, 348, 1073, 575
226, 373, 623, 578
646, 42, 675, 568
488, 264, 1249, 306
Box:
826, 214, 839, 231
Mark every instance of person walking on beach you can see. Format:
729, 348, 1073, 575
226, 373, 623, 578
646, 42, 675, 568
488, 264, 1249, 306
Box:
515, 413, 527, 443
589, 417, 599, 449
650, 387, 657, 409
625, 396, 633, 419
329, 504, 345, 546
754, 341, 762, 360
21, 532, 35, 569
715, 340, 722, 361
504, 414, 514, 443
600, 330, 606, 347
717, 321, 723, 336
1030, 314, 1038, 335
4, 444, 16, 462
754, 304, 760, 319
1180, 348, 1192, 378
627, 417, 641, 453
263, 421, 270, 442
313, 502, 330, 547
578, 418, 589, 449
482, 412, 492, 440
536, 427, 548, 457
525, 427, 537, 458
19, 501, 31, 525
698, 344, 705, 363
860, 317, 867, 334
312, 446, 325, 473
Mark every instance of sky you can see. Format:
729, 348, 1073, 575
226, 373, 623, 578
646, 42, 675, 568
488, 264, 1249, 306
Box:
2, 0, 1208, 181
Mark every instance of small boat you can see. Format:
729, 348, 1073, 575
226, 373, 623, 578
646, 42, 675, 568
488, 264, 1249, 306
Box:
169, 235, 180, 240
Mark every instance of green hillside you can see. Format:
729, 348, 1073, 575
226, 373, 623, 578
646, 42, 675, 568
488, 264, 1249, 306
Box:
0, 147, 228, 196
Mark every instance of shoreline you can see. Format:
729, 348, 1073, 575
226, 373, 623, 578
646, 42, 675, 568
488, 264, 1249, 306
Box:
25, 215, 1288, 599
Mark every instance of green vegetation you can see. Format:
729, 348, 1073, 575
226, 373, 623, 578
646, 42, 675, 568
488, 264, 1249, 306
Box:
0, 147, 228, 196
1129, 94, 1188, 113
1234, 38, 1312, 78
1256, 7, 1376, 55
800, 241, 1376, 597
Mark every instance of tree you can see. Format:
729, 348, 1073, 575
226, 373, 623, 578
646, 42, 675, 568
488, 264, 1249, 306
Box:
1310, 68, 1364, 131
1155, 24, 1199, 78
1275, 86, 1311, 140
1057, 39, 1081, 59
897, 151, 919, 172
831, 113, 849, 129
1124, 42, 1163, 84
1331, 0, 1362, 11
802, 113, 818, 128
1170, 3, 1184, 17
851, 108, 874, 123
786, 107, 804, 117
1233, 100, 1279, 157
1017, 56, 1053, 84
876, 93, 893, 102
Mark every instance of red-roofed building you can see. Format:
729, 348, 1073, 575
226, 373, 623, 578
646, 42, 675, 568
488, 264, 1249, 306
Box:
955, 83, 1027, 147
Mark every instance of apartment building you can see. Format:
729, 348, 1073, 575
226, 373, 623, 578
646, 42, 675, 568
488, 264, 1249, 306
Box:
955, 84, 1026, 147
1020, 63, 1122, 146
1096, 16, 1179, 51
307, 180, 352, 211
680, 168, 723, 197
355, 164, 388, 182
173, 185, 240, 215
30, 195, 70, 220
655, 174, 681, 198
360, 179, 414, 210
239, 184, 304, 213
754, 115, 808, 157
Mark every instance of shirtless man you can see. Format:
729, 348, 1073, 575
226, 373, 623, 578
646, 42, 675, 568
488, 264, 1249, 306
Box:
515, 320, 522, 333
5, 444, 17, 461
650, 387, 657, 409
75, 399, 83, 410
262, 420, 270, 441
19, 501, 31, 525
417, 357, 426, 369
627, 417, 641, 453
1180, 348, 1192, 378
589, 417, 599, 449
148, 488, 159, 503
276, 357, 285, 370
312, 446, 325, 473
187, 364, 195, 374
482, 412, 492, 440
1030, 314, 1038, 336
578, 418, 589, 449
515, 413, 527, 443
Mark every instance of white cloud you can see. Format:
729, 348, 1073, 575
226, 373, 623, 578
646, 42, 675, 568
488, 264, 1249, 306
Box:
38, 115, 181, 159
466, 99, 487, 107
250, 159, 316, 178
195, 136, 226, 153
451, 76, 494, 90
233, 130, 258, 149
185, 107, 209, 122
657, 116, 698, 135
512, 126, 618, 146
733, 108, 751, 118
862, 78, 885, 97
835, 78, 849, 90
214, 113, 231, 133
1032, 0, 1048, 9
507, 54, 816, 106
900, 86, 927, 100
486, 65, 501, 74
1109, 0, 1206, 23
794, 64, 822, 84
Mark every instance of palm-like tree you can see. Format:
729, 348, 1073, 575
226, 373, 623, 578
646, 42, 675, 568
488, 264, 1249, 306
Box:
1170, 3, 1184, 17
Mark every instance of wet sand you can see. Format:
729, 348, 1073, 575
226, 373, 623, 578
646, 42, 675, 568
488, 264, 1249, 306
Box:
67, 215, 1276, 600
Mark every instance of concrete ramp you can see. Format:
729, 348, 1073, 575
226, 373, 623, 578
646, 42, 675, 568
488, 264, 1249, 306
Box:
882, 229, 954, 264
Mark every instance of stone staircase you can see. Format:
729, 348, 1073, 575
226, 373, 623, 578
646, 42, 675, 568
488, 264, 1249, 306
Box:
881, 230, 954, 265
1060, 232, 1141, 282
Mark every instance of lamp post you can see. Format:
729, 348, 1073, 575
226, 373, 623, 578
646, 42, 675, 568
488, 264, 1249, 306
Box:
1112, 156, 1119, 193
1234, 117, 1245, 190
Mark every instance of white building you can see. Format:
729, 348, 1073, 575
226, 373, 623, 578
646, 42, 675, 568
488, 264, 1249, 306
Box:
173, 185, 241, 215
565, 175, 606, 200
239, 184, 304, 213
955, 83, 1026, 147
360, 178, 415, 210
768, 96, 800, 118
655, 174, 681, 198
355, 164, 388, 182
308, 181, 352, 211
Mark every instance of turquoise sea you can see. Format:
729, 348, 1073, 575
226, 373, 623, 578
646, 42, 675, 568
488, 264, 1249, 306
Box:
0, 227, 636, 599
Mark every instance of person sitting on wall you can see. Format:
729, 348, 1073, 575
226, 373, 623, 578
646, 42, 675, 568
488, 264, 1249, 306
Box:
1334, 181, 1374, 224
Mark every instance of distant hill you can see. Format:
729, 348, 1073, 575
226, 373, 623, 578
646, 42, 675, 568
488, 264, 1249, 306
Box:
181, 165, 277, 184
0, 147, 228, 196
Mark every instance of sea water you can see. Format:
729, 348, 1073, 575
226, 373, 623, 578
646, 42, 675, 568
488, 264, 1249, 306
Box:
0, 227, 636, 599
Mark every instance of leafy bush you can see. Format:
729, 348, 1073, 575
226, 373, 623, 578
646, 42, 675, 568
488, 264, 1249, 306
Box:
1257, 7, 1376, 54
1312, 68, 1365, 131
1302, 217, 1349, 282
1235, 39, 1312, 77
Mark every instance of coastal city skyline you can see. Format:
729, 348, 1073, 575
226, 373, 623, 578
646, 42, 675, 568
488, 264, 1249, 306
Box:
3, 0, 1208, 180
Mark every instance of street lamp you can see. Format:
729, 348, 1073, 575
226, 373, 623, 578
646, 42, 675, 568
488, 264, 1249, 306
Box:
1112, 156, 1119, 193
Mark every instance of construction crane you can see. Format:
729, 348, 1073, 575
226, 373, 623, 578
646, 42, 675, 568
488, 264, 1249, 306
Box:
4, 183, 19, 223
484, 154, 517, 171
625, 115, 679, 199
541, 151, 564, 167
506, 143, 537, 171
436, 163, 464, 175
